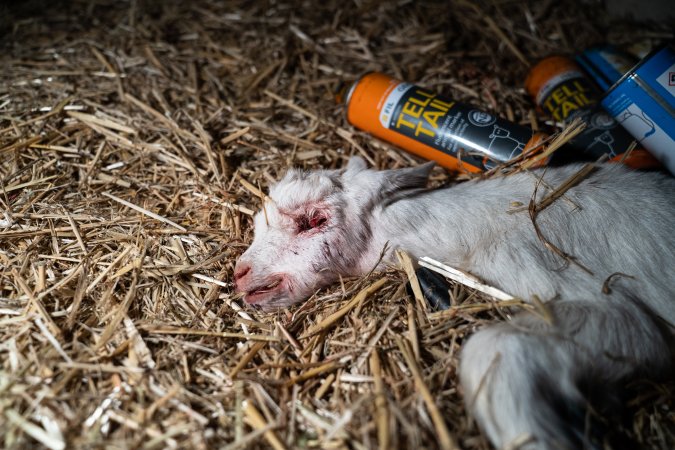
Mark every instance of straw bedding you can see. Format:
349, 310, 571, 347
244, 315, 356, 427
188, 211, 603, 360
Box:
0, 1, 672, 449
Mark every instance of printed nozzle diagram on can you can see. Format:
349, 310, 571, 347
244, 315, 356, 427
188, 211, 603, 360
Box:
338, 72, 546, 173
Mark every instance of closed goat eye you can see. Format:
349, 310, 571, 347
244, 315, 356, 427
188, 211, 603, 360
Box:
297, 213, 327, 234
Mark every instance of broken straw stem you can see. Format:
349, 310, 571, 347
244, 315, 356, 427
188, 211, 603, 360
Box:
102, 192, 187, 232
418, 256, 514, 301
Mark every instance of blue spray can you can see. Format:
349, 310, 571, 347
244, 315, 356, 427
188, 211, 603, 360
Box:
576, 45, 638, 91
601, 42, 675, 175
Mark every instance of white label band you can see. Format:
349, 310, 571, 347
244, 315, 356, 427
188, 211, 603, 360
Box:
379, 82, 414, 128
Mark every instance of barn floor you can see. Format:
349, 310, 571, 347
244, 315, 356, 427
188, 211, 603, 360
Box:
0, 1, 673, 449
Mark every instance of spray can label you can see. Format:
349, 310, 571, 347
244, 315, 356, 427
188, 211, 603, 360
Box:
536, 71, 596, 122
343, 72, 544, 172
525, 56, 660, 168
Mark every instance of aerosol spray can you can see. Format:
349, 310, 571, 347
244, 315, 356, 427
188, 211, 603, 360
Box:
601, 42, 675, 175
575, 45, 638, 91
525, 56, 660, 169
339, 72, 546, 173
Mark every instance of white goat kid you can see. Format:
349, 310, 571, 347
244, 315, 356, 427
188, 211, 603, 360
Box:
234, 156, 675, 449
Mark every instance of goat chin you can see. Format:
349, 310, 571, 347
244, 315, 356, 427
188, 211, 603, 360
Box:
239, 157, 675, 449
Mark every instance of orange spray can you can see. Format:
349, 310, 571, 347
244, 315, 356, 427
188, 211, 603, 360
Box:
340, 72, 546, 173
525, 56, 660, 169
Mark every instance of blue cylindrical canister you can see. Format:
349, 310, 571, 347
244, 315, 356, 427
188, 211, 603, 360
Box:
601, 42, 675, 175
575, 45, 638, 91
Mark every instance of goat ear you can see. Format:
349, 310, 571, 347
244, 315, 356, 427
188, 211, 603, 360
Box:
343, 160, 435, 207
345, 156, 368, 175
380, 161, 435, 195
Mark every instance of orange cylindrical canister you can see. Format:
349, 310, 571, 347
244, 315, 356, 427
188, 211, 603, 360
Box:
341, 72, 546, 173
525, 56, 660, 169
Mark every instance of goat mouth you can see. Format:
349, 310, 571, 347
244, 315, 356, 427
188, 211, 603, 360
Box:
244, 277, 286, 304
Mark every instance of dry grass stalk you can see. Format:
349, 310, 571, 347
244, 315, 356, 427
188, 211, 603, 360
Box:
527, 163, 597, 275
396, 249, 427, 310
521, 118, 587, 169
243, 401, 287, 450
419, 257, 515, 301
102, 192, 187, 231
300, 277, 388, 338
395, 336, 459, 450
370, 350, 390, 450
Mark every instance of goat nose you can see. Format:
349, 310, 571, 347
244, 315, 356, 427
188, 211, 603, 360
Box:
234, 263, 251, 283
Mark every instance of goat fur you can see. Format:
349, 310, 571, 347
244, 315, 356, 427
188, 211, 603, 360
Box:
235, 157, 675, 449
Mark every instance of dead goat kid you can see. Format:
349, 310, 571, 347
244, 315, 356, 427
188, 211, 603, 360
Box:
234, 156, 675, 449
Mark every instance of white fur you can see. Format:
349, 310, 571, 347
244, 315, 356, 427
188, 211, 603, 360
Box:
236, 157, 675, 449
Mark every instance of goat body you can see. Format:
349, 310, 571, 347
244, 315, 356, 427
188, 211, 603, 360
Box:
235, 157, 675, 449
